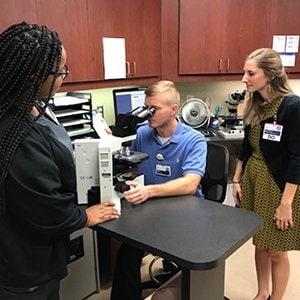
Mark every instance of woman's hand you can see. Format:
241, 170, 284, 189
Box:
85, 201, 120, 227
232, 182, 242, 206
274, 203, 293, 231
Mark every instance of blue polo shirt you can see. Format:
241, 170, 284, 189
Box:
131, 121, 207, 198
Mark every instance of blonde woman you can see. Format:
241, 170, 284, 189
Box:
233, 48, 300, 300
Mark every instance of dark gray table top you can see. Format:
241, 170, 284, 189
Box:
96, 195, 262, 270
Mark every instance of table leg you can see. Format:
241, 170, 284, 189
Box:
181, 262, 226, 300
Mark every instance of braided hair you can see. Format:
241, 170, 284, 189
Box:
0, 22, 62, 214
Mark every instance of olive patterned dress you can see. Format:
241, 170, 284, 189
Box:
241, 97, 300, 251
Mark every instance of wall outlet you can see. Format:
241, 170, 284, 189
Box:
96, 105, 104, 117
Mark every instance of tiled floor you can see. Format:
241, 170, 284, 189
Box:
86, 185, 300, 300
86, 254, 159, 300
87, 241, 300, 300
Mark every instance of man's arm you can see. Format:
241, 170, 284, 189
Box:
123, 173, 201, 204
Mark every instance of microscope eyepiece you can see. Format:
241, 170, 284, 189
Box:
136, 106, 155, 119
130, 106, 146, 116
112, 105, 156, 137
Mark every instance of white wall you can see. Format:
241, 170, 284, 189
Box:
57, 79, 300, 126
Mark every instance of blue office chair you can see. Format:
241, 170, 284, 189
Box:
142, 142, 230, 292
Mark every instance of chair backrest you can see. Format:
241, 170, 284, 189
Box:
201, 142, 229, 203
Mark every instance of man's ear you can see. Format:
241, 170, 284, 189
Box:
172, 103, 179, 115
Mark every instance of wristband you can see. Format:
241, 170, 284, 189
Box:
232, 181, 240, 184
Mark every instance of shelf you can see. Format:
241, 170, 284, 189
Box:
55, 108, 90, 118
53, 92, 95, 139
68, 127, 95, 137
61, 119, 92, 127
53, 96, 90, 106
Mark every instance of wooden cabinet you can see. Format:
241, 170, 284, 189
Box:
35, 0, 94, 83
0, 0, 161, 89
268, 0, 300, 73
162, 0, 300, 81
0, 0, 37, 29
0, 0, 95, 84
221, 0, 271, 74
178, 0, 271, 75
1, 0, 300, 88
87, 0, 161, 80
178, 0, 224, 75
37, 0, 160, 83
123, 0, 161, 78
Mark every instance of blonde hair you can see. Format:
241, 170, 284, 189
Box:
243, 48, 293, 126
145, 80, 180, 106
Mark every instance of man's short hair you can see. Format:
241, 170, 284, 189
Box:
145, 80, 180, 106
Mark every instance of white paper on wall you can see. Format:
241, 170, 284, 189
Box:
280, 53, 296, 67
103, 37, 126, 80
272, 35, 286, 53
285, 35, 299, 53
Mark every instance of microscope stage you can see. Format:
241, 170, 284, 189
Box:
217, 127, 244, 139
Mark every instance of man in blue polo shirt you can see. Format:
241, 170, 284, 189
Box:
111, 80, 207, 300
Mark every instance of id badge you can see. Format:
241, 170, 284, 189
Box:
262, 123, 283, 142
156, 164, 171, 177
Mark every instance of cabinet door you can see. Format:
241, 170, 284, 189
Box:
222, 0, 271, 74
179, 0, 225, 74
269, 0, 300, 73
86, 0, 115, 82
0, 0, 98, 83
88, 0, 160, 80
0, 0, 37, 32
0, 0, 160, 86
36, 0, 96, 83
124, 0, 161, 78
179, 0, 271, 75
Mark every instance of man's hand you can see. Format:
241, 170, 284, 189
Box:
85, 201, 120, 227
123, 181, 150, 204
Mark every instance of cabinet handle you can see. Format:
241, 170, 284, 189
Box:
218, 59, 222, 72
126, 61, 130, 76
131, 61, 137, 75
226, 58, 230, 72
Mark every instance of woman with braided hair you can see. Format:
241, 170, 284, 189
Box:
0, 22, 120, 299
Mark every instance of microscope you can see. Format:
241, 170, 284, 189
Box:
110, 105, 156, 137
217, 90, 246, 139
74, 105, 155, 211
